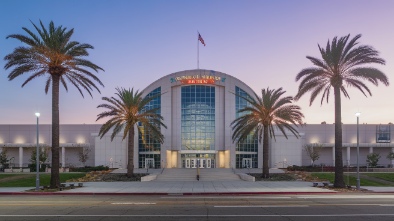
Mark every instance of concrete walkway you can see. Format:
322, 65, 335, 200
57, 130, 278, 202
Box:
2, 181, 394, 195
1, 168, 394, 194
3, 181, 394, 194
61, 180, 337, 194
0, 181, 337, 195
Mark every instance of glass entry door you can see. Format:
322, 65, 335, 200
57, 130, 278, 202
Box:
185, 158, 213, 168
206, 159, 211, 168
185, 159, 191, 168
199, 159, 205, 168
191, 159, 197, 168
242, 158, 252, 168
181, 154, 215, 168
145, 158, 155, 168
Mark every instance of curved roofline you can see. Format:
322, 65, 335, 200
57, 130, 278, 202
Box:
142, 69, 256, 95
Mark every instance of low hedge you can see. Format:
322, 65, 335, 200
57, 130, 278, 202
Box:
28, 164, 49, 172
69, 165, 109, 172
287, 165, 335, 172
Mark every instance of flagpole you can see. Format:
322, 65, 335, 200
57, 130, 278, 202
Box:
197, 31, 199, 69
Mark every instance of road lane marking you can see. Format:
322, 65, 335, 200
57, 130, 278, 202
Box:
162, 196, 292, 199
297, 195, 394, 199
111, 202, 156, 205
214, 205, 309, 208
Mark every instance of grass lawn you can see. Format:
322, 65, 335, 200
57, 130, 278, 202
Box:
363, 173, 394, 182
311, 172, 391, 187
0, 174, 18, 179
0, 173, 86, 187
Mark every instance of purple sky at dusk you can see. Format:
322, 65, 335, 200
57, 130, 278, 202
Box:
0, 0, 393, 125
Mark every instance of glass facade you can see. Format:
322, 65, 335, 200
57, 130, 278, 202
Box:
236, 154, 258, 168
138, 154, 161, 169
376, 125, 391, 143
181, 85, 215, 150
138, 87, 161, 168
235, 86, 258, 168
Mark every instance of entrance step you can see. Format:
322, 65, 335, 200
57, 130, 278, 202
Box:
155, 168, 241, 181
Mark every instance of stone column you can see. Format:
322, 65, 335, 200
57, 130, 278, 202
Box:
19, 147, 23, 168
332, 146, 335, 166
369, 147, 373, 154
61, 147, 65, 168
347, 146, 350, 167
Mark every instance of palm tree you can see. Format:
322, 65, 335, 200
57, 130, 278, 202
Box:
231, 88, 304, 178
96, 87, 167, 177
4, 20, 104, 188
295, 34, 389, 188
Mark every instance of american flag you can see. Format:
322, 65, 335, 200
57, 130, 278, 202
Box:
198, 33, 206, 46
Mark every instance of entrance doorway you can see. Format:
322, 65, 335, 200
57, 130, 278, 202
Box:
242, 158, 252, 168
184, 158, 213, 168
145, 158, 155, 168
182, 153, 215, 168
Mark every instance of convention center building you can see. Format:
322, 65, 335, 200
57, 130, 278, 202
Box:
1, 70, 394, 170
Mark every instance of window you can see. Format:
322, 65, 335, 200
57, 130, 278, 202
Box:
235, 86, 258, 153
181, 85, 215, 150
235, 86, 258, 168
138, 154, 161, 169
139, 87, 162, 152
376, 125, 390, 143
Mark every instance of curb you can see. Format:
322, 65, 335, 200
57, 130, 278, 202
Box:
0, 191, 340, 196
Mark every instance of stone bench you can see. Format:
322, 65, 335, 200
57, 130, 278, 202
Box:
237, 173, 255, 182
141, 174, 157, 182
312, 181, 330, 187
59, 183, 82, 190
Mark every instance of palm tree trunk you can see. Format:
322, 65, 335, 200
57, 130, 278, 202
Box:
126, 126, 135, 177
334, 87, 345, 188
262, 125, 269, 178
50, 75, 60, 188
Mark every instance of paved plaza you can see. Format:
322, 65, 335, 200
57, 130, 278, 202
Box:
1, 168, 393, 195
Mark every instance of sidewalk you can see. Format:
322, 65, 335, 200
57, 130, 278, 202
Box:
1, 168, 394, 195
0, 181, 338, 195
3, 181, 394, 195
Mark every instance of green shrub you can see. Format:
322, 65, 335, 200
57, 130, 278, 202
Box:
287, 165, 335, 172
28, 164, 48, 172
69, 165, 109, 172
366, 153, 381, 167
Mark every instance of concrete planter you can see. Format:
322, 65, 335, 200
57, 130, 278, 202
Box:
46, 168, 70, 173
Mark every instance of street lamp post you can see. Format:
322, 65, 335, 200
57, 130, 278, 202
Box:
35, 112, 40, 191
355, 112, 361, 190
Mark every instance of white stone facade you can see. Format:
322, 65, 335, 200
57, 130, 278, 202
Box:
1, 70, 394, 169
0, 124, 100, 168
1, 123, 393, 169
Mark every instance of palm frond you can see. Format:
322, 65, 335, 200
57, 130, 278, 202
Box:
4, 20, 104, 97
296, 34, 388, 105
97, 87, 167, 146
231, 87, 303, 144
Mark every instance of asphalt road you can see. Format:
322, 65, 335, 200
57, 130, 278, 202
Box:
1, 194, 394, 220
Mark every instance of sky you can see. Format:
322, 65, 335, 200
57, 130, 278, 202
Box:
0, 0, 394, 125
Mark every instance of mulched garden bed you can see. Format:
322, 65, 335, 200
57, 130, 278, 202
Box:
101, 173, 148, 182
248, 173, 296, 181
